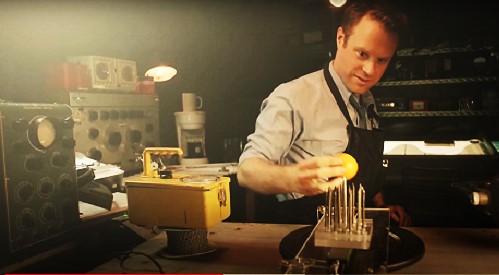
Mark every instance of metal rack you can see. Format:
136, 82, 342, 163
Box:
376, 76, 497, 87
379, 110, 499, 118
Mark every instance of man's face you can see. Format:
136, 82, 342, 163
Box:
334, 14, 398, 94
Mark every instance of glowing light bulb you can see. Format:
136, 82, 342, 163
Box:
329, 0, 347, 8
145, 65, 177, 82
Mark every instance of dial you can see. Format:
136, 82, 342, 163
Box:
122, 66, 134, 82
28, 116, 57, 150
95, 62, 110, 81
15, 181, 35, 203
17, 208, 36, 230
37, 177, 55, 199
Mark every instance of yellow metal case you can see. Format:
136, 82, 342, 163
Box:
126, 147, 231, 229
126, 174, 230, 229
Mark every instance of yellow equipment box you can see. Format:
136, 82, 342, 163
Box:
126, 147, 231, 229
126, 174, 230, 229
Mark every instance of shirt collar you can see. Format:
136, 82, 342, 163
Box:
328, 61, 373, 108
328, 61, 355, 104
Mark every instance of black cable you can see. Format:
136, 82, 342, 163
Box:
76, 167, 95, 187
117, 249, 165, 274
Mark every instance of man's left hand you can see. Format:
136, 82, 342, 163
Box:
373, 191, 412, 227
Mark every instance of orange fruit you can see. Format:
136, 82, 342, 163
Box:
338, 153, 358, 180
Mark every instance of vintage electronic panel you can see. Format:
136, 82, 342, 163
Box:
0, 102, 80, 256
116, 58, 137, 92
66, 56, 137, 92
70, 92, 160, 175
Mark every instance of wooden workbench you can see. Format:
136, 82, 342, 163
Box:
89, 223, 302, 274
88, 222, 499, 274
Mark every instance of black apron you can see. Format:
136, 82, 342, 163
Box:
275, 63, 386, 225
323, 62, 386, 202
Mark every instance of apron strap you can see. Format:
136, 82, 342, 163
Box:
323, 62, 354, 126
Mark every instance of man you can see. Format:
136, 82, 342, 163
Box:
237, 1, 411, 226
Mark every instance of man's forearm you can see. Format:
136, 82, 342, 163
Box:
237, 158, 296, 194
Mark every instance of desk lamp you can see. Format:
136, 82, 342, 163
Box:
329, 0, 347, 8
145, 65, 177, 82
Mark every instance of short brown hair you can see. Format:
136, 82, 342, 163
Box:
341, 1, 408, 42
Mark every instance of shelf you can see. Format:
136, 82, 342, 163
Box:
396, 46, 496, 57
379, 110, 499, 118
376, 76, 497, 87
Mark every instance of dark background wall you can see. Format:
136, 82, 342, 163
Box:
1, 0, 497, 163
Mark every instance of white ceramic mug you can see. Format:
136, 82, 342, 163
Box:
182, 93, 203, 112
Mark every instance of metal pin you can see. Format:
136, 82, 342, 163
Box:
326, 186, 333, 231
348, 184, 354, 232
351, 183, 356, 229
341, 177, 348, 231
334, 188, 339, 231
357, 185, 362, 231
359, 184, 365, 231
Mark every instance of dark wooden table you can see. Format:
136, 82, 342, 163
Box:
88, 222, 499, 274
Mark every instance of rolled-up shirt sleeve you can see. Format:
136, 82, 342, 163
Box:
239, 69, 350, 167
239, 91, 302, 165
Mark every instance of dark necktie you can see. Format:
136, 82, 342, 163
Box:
349, 94, 367, 129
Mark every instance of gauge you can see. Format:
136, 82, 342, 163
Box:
28, 116, 57, 150
122, 66, 134, 82
96, 62, 110, 81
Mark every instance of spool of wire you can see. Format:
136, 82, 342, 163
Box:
159, 228, 216, 259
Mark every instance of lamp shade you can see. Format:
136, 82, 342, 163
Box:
329, 0, 347, 7
145, 65, 177, 82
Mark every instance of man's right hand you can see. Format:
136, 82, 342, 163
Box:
293, 156, 347, 195
237, 155, 348, 196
